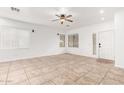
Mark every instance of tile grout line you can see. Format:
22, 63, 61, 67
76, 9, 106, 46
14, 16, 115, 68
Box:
22, 64, 31, 85
41, 80, 56, 85
74, 68, 93, 82
98, 67, 113, 85
5, 63, 12, 85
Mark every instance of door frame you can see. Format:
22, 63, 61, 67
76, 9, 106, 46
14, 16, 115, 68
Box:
97, 30, 115, 60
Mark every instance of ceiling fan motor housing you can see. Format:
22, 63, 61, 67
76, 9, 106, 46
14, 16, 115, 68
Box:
52, 14, 73, 24
60, 14, 65, 19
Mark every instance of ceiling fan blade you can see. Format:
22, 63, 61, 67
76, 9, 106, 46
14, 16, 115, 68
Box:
56, 14, 60, 17
66, 19, 73, 22
52, 19, 59, 21
66, 15, 72, 18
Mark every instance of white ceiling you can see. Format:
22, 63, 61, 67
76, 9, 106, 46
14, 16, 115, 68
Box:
0, 7, 123, 30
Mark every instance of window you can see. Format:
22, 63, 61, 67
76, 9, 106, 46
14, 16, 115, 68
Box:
68, 35, 73, 47
0, 26, 31, 49
59, 34, 65, 47
68, 34, 79, 48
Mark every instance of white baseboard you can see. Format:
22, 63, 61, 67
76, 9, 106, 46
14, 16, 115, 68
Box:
0, 51, 65, 63
115, 64, 124, 69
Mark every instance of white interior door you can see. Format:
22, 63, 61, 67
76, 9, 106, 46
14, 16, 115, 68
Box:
98, 30, 114, 60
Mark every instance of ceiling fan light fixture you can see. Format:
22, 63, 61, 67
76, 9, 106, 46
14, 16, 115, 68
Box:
52, 13, 73, 25
60, 19, 65, 24
60, 19, 65, 22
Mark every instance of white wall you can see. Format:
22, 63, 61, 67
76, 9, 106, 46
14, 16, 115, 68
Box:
0, 18, 65, 62
0, 17, 115, 62
115, 10, 124, 68
66, 21, 114, 58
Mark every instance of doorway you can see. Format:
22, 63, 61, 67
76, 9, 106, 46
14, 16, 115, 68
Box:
98, 30, 114, 61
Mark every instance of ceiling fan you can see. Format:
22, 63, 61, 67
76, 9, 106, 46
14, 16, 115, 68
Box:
52, 14, 73, 24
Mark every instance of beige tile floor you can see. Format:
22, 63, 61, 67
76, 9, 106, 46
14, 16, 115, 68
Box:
0, 53, 124, 85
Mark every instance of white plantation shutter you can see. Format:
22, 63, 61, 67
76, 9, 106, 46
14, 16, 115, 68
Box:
0, 26, 30, 49
17, 29, 30, 48
73, 34, 79, 47
59, 34, 65, 47
68, 34, 79, 48
68, 35, 73, 47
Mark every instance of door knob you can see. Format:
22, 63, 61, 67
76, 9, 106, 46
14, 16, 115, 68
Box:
99, 43, 101, 48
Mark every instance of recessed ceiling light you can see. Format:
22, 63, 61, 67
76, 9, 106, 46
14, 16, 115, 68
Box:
100, 9, 104, 14
101, 17, 105, 21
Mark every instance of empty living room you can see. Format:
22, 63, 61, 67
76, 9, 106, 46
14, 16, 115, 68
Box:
0, 6, 124, 86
